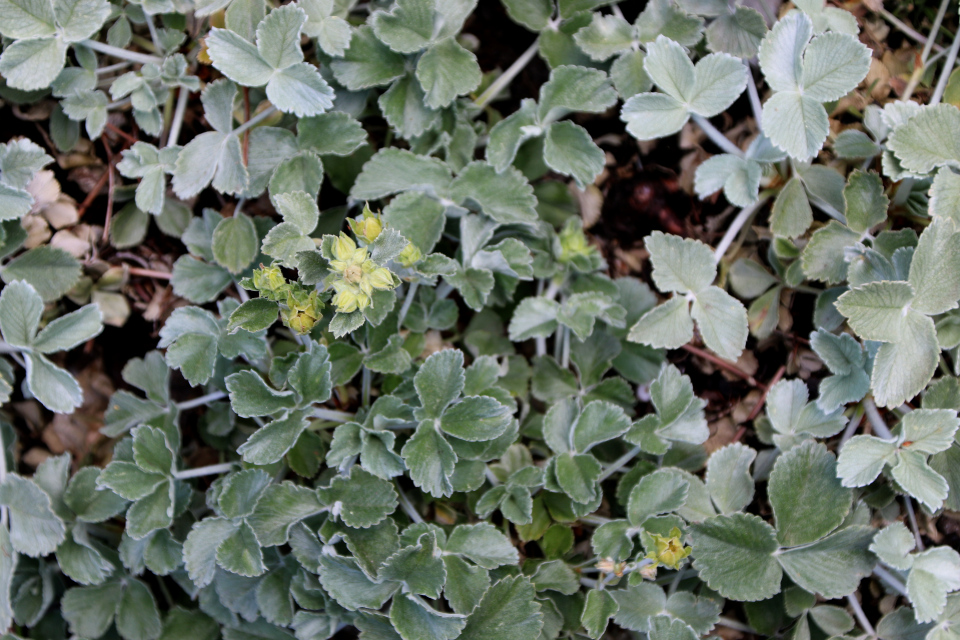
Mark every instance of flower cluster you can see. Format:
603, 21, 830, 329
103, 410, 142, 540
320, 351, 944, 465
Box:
248, 265, 323, 334
328, 233, 396, 313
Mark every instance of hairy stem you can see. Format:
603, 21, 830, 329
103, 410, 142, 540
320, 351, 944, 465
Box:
474, 38, 540, 109
165, 87, 191, 147
233, 106, 278, 136
177, 391, 227, 410
82, 39, 165, 65
174, 462, 236, 479
863, 398, 893, 439
931, 26, 960, 105
397, 281, 419, 328
847, 594, 876, 637
313, 408, 355, 423
713, 197, 770, 264
598, 446, 643, 482
691, 114, 744, 157
904, 498, 926, 551
395, 482, 424, 523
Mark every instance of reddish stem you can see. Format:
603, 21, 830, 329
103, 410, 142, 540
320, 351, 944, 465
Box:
682, 344, 758, 387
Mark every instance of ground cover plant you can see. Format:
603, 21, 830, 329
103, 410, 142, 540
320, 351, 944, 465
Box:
0, 0, 959, 638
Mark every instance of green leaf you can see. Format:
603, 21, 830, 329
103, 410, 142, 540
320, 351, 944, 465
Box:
380, 531, 446, 598
390, 594, 466, 640
351, 147, 453, 200
543, 121, 605, 189
449, 162, 537, 225
64, 467, 129, 522
458, 576, 543, 640
688, 513, 782, 601
402, 420, 457, 498
762, 90, 829, 161
212, 214, 258, 274
581, 589, 619, 639
24, 352, 84, 414
907, 547, 960, 623
573, 400, 631, 452
836, 281, 915, 343
891, 449, 948, 511
769, 440, 851, 546
226, 370, 297, 417
0, 475, 66, 557
415, 348, 465, 419
771, 177, 813, 239
888, 104, 960, 174
538, 65, 618, 124
0, 279, 42, 347
415, 37, 481, 109
776, 526, 876, 598
330, 25, 406, 90
297, 111, 366, 156
227, 298, 279, 333
443, 555, 491, 615
628, 468, 689, 525
440, 396, 512, 442
844, 170, 888, 234
157, 307, 221, 387
909, 217, 960, 316
237, 409, 311, 465
871, 311, 939, 408
646, 231, 716, 294
0, 36, 66, 91
1, 246, 81, 302
317, 554, 400, 610
319, 466, 397, 528
628, 296, 694, 350
554, 451, 602, 504
691, 286, 748, 362
705, 443, 756, 514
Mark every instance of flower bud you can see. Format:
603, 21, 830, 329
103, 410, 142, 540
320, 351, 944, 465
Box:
365, 266, 394, 291
332, 286, 359, 314
332, 233, 358, 263
398, 242, 422, 267
252, 265, 287, 298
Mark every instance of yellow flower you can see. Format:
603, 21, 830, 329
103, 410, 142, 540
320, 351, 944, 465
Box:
332, 281, 371, 313
251, 264, 288, 299
398, 243, 422, 267
361, 264, 394, 294
644, 528, 691, 571
558, 219, 597, 263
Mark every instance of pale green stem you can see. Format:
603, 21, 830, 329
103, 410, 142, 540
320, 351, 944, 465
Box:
474, 39, 540, 109
930, 27, 960, 105
176, 391, 227, 410
847, 595, 876, 638
713, 197, 771, 264
165, 87, 191, 147
82, 39, 164, 65
233, 106, 278, 136
174, 462, 236, 479
691, 114, 744, 157
397, 281, 419, 328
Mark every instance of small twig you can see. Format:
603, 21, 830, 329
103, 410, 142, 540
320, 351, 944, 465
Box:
682, 344, 758, 386
746, 72, 763, 127
76, 166, 112, 218
242, 87, 251, 166
0, 424, 7, 527
734, 365, 786, 442
484, 467, 501, 487
127, 266, 172, 280
718, 617, 757, 634
105, 122, 138, 144
904, 498, 925, 551
233, 106, 277, 137
474, 39, 540, 109
839, 405, 866, 448
145, 13, 164, 53
397, 281, 419, 328
847, 594, 876, 638
903, 0, 951, 100
877, 8, 945, 54
691, 114, 744, 157
177, 391, 228, 410
100, 135, 117, 245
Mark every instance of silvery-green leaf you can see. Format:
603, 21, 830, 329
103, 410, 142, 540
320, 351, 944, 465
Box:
24, 352, 83, 414
843, 169, 888, 234
554, 451, 602, 504
415, 37, 481, 109
573, 13, 634, 61
227, 298, 279, 333
415, 348, 465, 419
330, 25, 406, 90
256, 4, 306, 68
870, 521, 915, 571
317, 554, 399, 610
390, 594, 466, 640
691, 285, 748, 362
508, 297, 559, 343
687, 52, 748, 117
643, 35, 695, 103
906, 547, 960, 623
0, 36, 66, 91
800, 32, 871, 102
810, 330, 870, 411
458, 575, 543, 640
0, 475, 66, 557
57, 525, 114, 586
834, 129, 882, 159
351, 147, 453, 200
528, 558, 579, 594
901, 409, 959, 455
628, 296, 694, 349
380, 532, 446, 598
573, 400, 630, 452
543, 121, 604, 189
226, 370, 296, 417
319, 466, 397, 528
759, 12, 811, 93
930, 168, 960, 223
769, 440, 850, 546
0, 279, 42, 347
835, 280, 914, 343
440, 396, 511, 442
172, 131, 248, 198
694, 154, 761, 207
887, 104, 960, 175
771, 177, 813, 239
450, 162, 537, 225
56, 0, 110, 42
581, 589, 619, 639
688, 513, 782, 601
836, 435, 897, 487
170, 255, 233, 304
537, 65, 618, 124
909, 217, 960, 316
871, 311, 939, 407
621, 92, 690, 140
1, 245, 81, 302
211, 213, 258, 275
157, 306, 220, 386
445, 522, 519, 569
762, 90, 829, 160
206, 28, 275, 86
776, 525, 876, 598
237, 408, 311, 465
635, 0, 703, 47
705, 7, 766, 58
801, 225, 856, 287
262, 222, 315, 268
610, 50, 653, 98
0, 0, 56, 38
297, 111, 366, 156
183, 517, 236, 588
216, 521, 265, 577
706, 443, 756, 514
890, 449, 948, 511
265, 62, 335, 117
627, 468, 689, 526
378, 75, 440, 140
64, 467, 129, 523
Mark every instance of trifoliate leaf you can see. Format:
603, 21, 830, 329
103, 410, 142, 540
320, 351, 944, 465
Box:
237, 409, 312, 465
380, 532, 447, 598
415, 37, 481, 109
319, 466, 397, 528
458, 576, 543, 640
